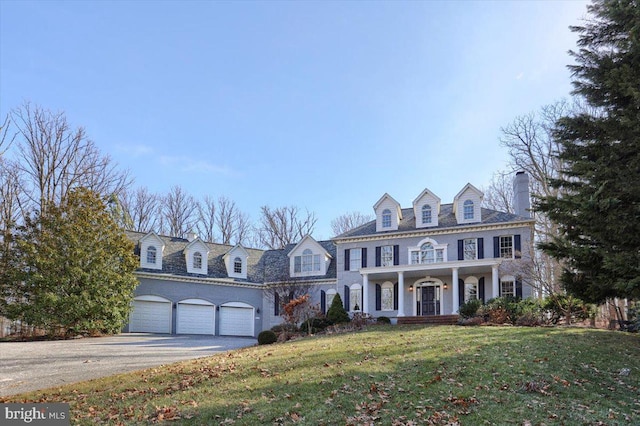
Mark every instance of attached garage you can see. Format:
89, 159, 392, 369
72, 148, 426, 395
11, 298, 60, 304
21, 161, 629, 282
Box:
219, 302, 255, 337
130, 295, 172, 334
176, 299, 215, 335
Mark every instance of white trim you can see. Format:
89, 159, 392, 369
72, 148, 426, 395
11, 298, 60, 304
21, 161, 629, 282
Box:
178, 298, 215, 306
133, 295, 171, 303
411, 277, 445, 317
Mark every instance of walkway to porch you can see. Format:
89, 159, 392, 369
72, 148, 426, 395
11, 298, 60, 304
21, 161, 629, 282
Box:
397, 314, 459, 325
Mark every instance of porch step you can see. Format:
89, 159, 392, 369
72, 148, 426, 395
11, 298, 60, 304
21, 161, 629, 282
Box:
397, 315, 460, 326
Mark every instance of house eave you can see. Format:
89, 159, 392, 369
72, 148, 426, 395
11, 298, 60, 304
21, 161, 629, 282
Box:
135, 271, 264, 288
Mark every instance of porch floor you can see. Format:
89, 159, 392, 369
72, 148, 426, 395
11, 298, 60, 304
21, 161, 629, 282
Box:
397, 314, 459, 326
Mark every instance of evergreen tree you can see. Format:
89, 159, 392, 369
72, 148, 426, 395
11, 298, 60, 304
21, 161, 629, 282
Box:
326, 293, 350, 324
537, 0, 640, 303
3, 188, 139, 336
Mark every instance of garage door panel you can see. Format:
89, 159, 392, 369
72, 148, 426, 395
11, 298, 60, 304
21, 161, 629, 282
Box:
130, 300, 172, 334
219, 307, 253, 336
177, 303, 215, 335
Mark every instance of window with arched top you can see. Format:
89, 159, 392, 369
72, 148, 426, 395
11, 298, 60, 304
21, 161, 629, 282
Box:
294, 248, 321, 273
464, 276, 479, 302
193, 252, 202, 269
463, 200, 474, 220
422, 204, 432, 224
147, 246, 157, 264
410, 239, 446, 264
234, 257, 242, 274
382, 209, 392, 228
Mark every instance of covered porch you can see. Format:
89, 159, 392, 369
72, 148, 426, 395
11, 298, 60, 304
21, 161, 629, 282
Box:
359, 259, 502, 317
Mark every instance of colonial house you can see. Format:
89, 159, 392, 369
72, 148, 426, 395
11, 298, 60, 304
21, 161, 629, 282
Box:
125, 172, 534, 337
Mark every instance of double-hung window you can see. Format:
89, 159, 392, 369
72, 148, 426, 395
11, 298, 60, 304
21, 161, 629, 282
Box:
422, 204, 432, 224
463, 238, 477, 260
234, 257, 242, 274
463, 200, 474, 220
500, 236, 514, 259
382, 209, 392, 228
381, 245, 394, 267
294, 249, 321, 273
193, 252, 202, 269
349, 248, 361, 271
147, 246, 157, 264
501, 280, 515, 298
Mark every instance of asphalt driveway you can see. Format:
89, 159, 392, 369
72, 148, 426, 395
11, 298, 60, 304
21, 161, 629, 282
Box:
0, 333, 256, 397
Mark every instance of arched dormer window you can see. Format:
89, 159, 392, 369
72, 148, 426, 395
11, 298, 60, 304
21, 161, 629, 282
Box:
147, 246, 157, 264
382, 209, 392, 228
422, 204, 432, 224
234, 257, 242, 274
463, 200, 474, 220
193, 252, 202, 269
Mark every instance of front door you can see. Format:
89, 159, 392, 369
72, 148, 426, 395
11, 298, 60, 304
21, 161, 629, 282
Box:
420, 286, 441, 316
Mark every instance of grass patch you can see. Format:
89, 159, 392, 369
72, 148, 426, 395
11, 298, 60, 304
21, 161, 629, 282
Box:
2, 326, 639, 424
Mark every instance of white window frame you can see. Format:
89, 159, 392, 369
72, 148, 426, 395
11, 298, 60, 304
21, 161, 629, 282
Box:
147, 246, 157, 264
500, 236, 514, 259
464, 276, 479, 302
409, 238, 448, 265
382, 209, 392, 228
193, 252, 202, 269
422, 204, 432, 224
463, 200, 474, 220
349, 248, 361, 271
381, 245, 394, 267
381, 282, 394, 311
350, 284, 362, 312
464, 238, 477, 260
501, 279, 515, 298
294, 249, 321, 274
234, 257, 242, 274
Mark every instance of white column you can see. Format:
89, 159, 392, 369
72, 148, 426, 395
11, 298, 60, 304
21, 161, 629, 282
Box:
451, 267, 459, 314
492, 265, 499, 299
362, 274, 369, 314
397, 271, 405, 317
412, 282, 417, 316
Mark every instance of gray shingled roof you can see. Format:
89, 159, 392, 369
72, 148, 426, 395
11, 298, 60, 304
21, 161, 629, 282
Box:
335, 204, 532, 239
125, 230, 337, 283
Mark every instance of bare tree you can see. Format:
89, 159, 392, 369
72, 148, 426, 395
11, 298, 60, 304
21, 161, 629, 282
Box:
0, 115, 16, 157
233, 210, 253, 246
120, 186, 161, 232
162, 185, 197, 238
482, 171, 514, 214
10, 103, 131, 214
196, 195, 217, 242
331, 211, 373, 237
257, 205, 317, 250
216, 196, 239, 245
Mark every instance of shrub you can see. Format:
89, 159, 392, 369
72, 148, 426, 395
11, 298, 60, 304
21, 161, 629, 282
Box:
541, 295, 593, 325
270, 323, 298, 333
483, 297, 520, 324
327, 293, 350, 324
350, 312, 374, 329
459, 299, 482, 319
257, 330, 277, 345
299, 317, 333, 334
459, 316, 484, 326
376, 316, 391, 324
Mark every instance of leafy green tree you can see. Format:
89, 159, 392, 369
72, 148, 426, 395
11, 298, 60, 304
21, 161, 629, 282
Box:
537, 0, 640, 303
3, 188, 138, 336
326, 293, 350, 324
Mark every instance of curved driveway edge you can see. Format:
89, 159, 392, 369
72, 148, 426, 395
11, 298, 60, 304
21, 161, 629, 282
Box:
0, 333, 256, 397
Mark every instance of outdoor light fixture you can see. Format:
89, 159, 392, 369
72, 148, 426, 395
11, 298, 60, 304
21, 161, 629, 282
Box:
409, 285, 414, 292
443, 283, 448, 290
256, 308, 260, 314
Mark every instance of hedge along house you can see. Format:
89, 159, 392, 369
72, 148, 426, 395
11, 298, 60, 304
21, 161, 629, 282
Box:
332, 172, 535, 320
125, 172, 534, 336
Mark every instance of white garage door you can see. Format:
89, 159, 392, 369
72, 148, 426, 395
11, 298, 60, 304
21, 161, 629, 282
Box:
177, 299, 215, 335
130, 296, 172, 334
219, 303, 254, 336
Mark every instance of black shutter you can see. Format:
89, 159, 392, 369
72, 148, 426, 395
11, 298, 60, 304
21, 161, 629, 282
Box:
362, 248, 367, 268
321, 290, 326, 314
344, 249, 350, 271
393, 245, 400, 265
458, 240, 464, 260
516, 279, 523, 299
514, 235, 522, 259
344, 285, 350, 311
498, 278, 502, 297
393, 282, 399, 310
478, 238, 484, 259
479, 277, 485, 302
375, 247, 381, 267
458, 278, 465, 307
375, 284, 381, 311
274, 292, 280, 316
493, 236, 500, 258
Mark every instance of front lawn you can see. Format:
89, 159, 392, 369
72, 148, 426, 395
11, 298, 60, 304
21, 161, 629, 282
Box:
2, 325, 639, 425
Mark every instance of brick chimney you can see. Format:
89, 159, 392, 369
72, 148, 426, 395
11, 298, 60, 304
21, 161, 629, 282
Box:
513, 171, 531, 218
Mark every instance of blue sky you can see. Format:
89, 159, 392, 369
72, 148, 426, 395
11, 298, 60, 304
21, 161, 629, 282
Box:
0, 0, 589, 240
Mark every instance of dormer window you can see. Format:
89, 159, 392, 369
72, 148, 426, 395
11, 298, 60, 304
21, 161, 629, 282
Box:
463, 200, 474, 220
193, 252, 202, 269
422, 204, 432, 224
382, 209, 392, 228
147, 246, 157, 264
234, 257, 242, 274
295, 248, 321, 273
